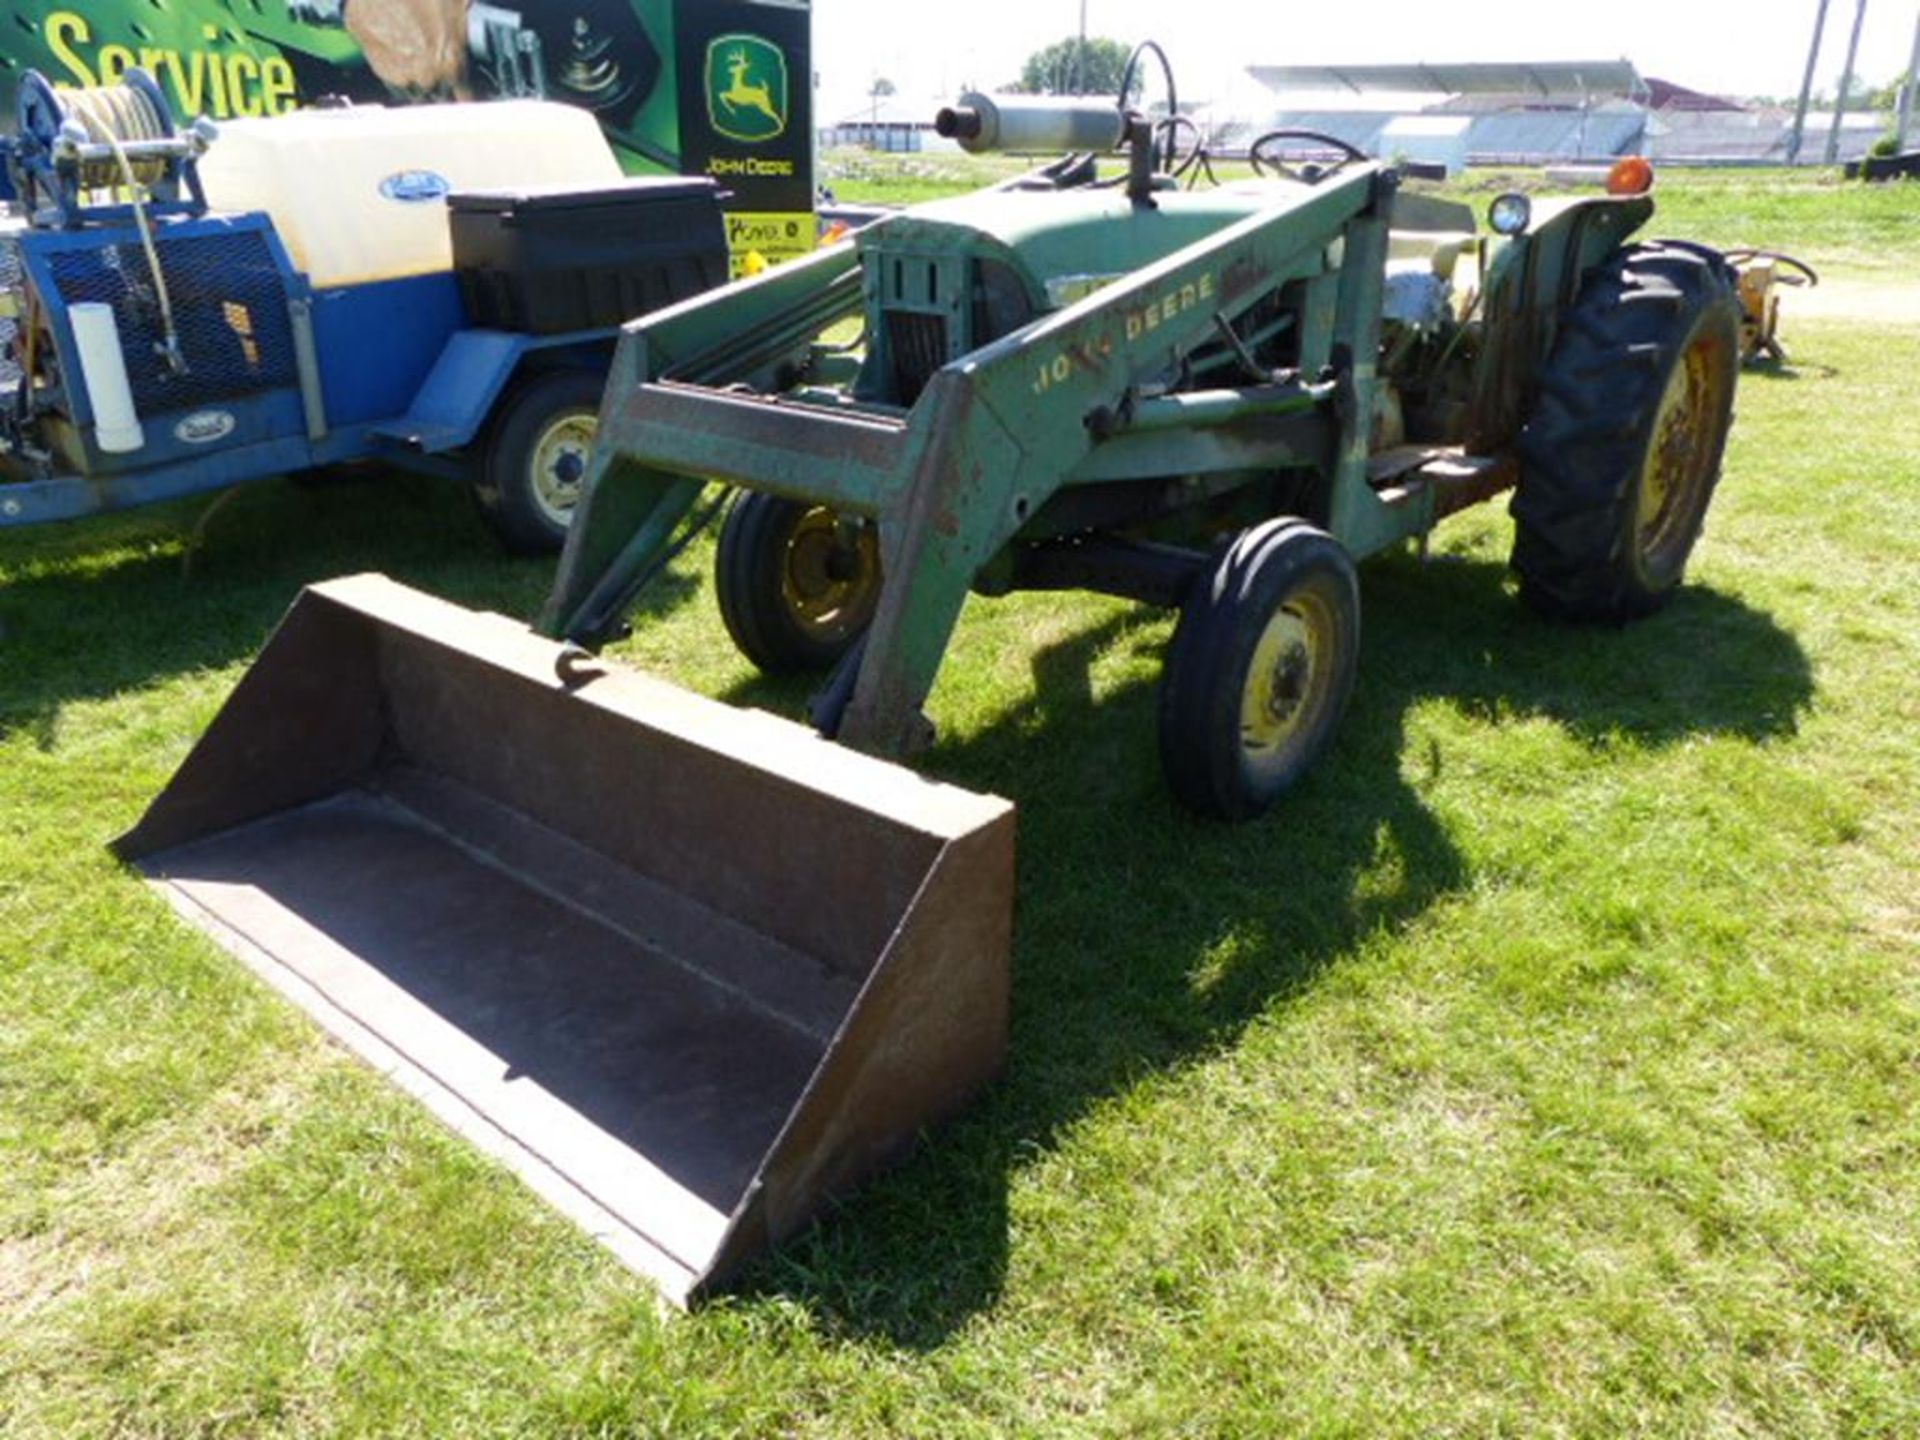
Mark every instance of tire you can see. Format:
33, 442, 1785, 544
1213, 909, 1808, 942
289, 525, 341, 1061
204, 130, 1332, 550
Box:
715, 493, 883, 674
473, 369, 604, 555
1510, 241, 1741, 622
1158, 519, 1361, 821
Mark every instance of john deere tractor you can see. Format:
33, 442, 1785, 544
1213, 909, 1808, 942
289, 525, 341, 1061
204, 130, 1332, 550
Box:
539, 82, 1740, 820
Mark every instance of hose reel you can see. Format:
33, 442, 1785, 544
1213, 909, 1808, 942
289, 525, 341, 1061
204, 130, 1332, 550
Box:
11, 69, 213, 229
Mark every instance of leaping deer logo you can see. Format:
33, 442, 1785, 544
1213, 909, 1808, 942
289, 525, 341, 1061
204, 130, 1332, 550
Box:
719, 49, 780, 128
706, 35, 787, 142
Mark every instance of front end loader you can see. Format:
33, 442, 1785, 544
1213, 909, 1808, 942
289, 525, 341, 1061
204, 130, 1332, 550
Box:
120, 62, 1741, 1298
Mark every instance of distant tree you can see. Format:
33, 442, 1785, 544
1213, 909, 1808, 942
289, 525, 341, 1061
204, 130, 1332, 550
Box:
869, 76, 896, 99
1018, 37, 1135, 99
1859, 74, 1903, 113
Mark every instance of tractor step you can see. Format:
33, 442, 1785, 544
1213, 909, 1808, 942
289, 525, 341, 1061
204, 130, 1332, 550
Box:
1370, 446, 1516, 518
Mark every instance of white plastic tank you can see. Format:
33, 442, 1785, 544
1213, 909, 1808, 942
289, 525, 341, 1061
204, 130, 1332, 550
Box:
197, 102, 622, 289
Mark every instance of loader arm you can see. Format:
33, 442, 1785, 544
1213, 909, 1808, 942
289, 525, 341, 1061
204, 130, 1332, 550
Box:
540, 239, 867, 641
548, 165, 1407, 758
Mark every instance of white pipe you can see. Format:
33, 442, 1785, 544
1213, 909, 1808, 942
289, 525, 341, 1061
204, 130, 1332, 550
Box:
69, 301, 145, 454
1897, 8, 1920, 151
1790, 0, 1833, 165
1825, 0, 1871, 166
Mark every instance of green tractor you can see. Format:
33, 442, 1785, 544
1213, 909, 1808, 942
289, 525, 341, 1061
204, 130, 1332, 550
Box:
544, 86, 1741, 819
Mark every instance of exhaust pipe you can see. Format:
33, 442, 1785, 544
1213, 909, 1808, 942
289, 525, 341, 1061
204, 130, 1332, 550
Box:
117, 575, 1015, 1304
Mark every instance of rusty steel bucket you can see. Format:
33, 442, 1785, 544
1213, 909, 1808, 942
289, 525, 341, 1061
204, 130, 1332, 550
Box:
115, 575, 1015, 1305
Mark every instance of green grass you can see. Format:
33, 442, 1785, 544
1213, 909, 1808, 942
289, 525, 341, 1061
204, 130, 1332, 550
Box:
5, 168, 1920, 1436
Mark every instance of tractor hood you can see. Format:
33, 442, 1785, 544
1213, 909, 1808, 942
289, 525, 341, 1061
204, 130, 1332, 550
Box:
859, 179, 1334, 310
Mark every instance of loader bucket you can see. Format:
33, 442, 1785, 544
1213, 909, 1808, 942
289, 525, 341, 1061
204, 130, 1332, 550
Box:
115, 575, 1015, 1305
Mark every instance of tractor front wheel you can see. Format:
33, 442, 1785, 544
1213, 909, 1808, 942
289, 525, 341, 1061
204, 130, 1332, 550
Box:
474, 369, 603, 555
1158, 519, 1361, 821
1510, 242, 1741, 621
716, 494, 883, 674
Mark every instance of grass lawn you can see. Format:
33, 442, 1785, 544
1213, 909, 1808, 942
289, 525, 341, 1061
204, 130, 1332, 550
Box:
3, 165, 1918, 1436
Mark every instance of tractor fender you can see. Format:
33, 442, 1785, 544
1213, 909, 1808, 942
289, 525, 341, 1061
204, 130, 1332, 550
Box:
1482, 193, 1655, 304
1467, 193, 1656, 450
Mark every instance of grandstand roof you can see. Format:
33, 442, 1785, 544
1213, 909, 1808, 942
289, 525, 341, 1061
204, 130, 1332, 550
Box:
1247, 60, 1646, 102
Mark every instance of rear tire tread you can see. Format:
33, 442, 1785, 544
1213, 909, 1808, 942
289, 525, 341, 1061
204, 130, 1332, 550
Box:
1510, 242, 1741, 622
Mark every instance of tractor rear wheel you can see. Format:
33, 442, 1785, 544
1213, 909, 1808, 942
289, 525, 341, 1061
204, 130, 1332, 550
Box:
1510, 241, 1741, 621
1158, 519, 1360, 821
716, 494, 883, 674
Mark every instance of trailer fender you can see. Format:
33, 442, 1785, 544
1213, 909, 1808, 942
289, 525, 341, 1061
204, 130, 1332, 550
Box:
377, 330, 610, 455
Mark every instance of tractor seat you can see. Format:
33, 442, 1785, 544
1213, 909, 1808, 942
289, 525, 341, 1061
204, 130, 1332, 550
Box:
1386, 230, 1477, 283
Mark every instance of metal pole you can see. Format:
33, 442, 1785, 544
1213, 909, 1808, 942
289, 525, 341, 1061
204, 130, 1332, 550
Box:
1825, 0, 1871, 165
1073, 0, 1088, 95
1897, 6, 1920, 150
1789, 0, 1832, 164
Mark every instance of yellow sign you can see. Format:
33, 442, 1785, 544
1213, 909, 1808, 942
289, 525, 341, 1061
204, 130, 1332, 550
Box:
724, 211, 815, 277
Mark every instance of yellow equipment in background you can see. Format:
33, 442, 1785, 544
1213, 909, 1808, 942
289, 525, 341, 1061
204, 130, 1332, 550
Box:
1724, 249, 1819, 366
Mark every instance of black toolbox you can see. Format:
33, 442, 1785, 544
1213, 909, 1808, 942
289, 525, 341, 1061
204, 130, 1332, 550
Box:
449, 178, 729, 334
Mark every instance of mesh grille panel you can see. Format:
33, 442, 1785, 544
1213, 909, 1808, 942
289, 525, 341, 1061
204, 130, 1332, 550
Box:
47, 229, 296, 414
886, 310, 947, 406
0, 237, 22, 393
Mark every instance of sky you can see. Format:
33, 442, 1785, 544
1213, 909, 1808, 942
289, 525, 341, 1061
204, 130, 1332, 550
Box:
811, 0, 1919, 122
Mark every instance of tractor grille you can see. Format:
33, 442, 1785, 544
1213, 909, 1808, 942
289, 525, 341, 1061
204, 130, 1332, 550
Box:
46, 228, 297, 415
886, 310, 947, 406
0, 235, 22, 393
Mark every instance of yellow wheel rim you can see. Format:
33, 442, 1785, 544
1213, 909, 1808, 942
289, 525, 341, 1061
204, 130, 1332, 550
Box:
527, 411, 597, 530
1240, 588, 1335, 763
1636, 329, 1728, 579
779, 507, 881, 642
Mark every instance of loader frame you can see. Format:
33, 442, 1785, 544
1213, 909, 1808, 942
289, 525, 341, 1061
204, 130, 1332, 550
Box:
544, 161, 1652, 758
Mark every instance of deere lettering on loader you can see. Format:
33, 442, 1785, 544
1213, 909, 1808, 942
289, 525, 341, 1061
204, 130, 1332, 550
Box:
121, 54, 1742, 1299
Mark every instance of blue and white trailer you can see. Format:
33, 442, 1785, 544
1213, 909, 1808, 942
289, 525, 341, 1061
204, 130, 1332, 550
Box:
0, 69, 727, 551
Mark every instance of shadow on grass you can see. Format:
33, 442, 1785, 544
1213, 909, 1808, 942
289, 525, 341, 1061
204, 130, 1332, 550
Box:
1739, 359, 1841, 383
726, 549, 1813, 1347
0, 470, 696, 747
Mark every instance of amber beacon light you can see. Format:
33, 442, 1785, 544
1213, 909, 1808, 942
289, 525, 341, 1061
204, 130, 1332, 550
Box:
1607, 156, 1656, 196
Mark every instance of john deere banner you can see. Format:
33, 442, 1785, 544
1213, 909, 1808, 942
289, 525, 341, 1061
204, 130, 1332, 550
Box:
0, 0, 813, 270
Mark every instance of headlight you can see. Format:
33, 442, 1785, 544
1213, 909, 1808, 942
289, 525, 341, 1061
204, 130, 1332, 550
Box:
1488, 192, 1533, 237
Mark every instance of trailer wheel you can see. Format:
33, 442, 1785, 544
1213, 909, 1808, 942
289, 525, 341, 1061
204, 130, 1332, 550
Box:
1511, 242, 1741, 621
474, 369, 604, 555
1158, 519, 1360, 821
716, 494, 883, 673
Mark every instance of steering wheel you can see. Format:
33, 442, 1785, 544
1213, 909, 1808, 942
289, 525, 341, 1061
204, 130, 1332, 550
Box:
1153, 113, 1208, 181
1249, 128, 1371, 184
